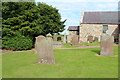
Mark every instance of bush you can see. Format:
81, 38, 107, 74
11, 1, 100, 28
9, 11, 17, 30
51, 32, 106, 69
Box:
2, 34, 33, 51
114, 42, 118, 44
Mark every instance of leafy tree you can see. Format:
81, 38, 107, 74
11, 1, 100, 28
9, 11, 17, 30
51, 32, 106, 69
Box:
2, 2, 66, 50
2, 2, 66, 37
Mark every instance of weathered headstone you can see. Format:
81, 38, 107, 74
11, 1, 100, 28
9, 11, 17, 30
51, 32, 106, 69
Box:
87, 35, 93, 43
35, 35, 48, 63
46, 33, 55, 64
71, 35, 79, 46
35, 33, 55, 64
100, 34, 114, 56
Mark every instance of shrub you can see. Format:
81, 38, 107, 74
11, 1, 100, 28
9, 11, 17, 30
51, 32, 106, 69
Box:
114, 42, 118, 44
2, 34, 33, 51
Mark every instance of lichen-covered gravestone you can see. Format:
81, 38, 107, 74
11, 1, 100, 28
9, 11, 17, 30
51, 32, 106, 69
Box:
35, 33, 55, 64
100, 34, 114, 56
71, 35, 79, 46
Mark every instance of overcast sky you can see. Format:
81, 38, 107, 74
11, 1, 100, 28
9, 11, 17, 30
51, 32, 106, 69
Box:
35, 0, 119, 35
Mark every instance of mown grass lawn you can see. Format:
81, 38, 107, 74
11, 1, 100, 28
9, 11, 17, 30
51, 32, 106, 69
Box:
62, 42, 101, 48
2, 46, 118, 78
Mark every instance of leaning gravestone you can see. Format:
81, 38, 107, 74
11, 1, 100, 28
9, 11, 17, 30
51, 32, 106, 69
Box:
71, 35, 79, 46
35, 33, 55, 64
100, 34, 114, 56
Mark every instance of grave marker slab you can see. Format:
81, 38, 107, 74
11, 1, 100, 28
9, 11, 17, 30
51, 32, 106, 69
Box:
46, 33, 55, 64
35, 33, 55, 64
100, 34, 114, 56
71, 35, 79, 46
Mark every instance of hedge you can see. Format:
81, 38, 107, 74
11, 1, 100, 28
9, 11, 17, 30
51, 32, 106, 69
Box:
2, 34, 33, 51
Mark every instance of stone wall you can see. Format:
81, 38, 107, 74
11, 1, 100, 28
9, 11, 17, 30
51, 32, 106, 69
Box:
79, 23, 119, 42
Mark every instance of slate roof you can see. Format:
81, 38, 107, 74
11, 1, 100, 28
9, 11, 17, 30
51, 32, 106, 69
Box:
82, 11, 118, 24
68, 26, 79, 31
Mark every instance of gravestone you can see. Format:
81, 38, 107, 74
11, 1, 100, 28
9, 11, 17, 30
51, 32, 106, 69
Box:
46, 33, 55, 64
35, 35, 48, 63
100, 34, 114, 56
87, 36, 93, 43
67, 35, 71, 43
71, 35, 79, 46
35, 33, 55, 64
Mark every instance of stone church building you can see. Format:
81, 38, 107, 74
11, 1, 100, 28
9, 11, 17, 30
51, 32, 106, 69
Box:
68, 11, 119, 43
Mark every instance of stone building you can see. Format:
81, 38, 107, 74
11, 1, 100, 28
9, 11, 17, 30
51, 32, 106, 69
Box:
68, 26, 79, 36
67, 26, 79, 43
68, 11, 119, 43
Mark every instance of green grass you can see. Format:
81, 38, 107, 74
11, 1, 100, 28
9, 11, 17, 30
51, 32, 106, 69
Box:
81, 42, 100, 46
62, 42, 100, 48
2, 46, 118, 78
0, 54, 2, 79
62, 43, 79, 48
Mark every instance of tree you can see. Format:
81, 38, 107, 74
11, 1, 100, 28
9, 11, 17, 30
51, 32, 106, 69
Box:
2, 2, 66, 37
2, 2, 66, 50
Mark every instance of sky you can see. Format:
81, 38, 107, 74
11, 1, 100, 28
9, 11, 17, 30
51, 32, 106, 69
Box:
35, 0, 119, 35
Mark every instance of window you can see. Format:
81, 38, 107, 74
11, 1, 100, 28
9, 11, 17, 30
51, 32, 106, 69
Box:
102, 25, 108, 33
